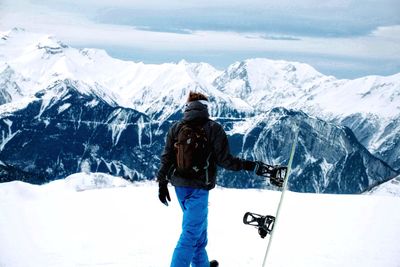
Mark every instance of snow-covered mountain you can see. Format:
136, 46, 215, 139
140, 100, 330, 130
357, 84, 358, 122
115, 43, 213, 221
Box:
0, 28, 399, 192
1, 28, 398, 121
213, 58, 331, 112
0, 28, 251, 121
213, 58, 400, 169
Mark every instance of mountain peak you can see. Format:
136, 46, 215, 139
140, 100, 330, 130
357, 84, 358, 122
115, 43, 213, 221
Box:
11, 27, 26, 33
242, 58, 324, 77
1, 27, 27, 39
0, 28, 69, 61
36, 35, 68, 55
178, 59, 189, 65
1, 27, 30, 42
222, 57, 327, 88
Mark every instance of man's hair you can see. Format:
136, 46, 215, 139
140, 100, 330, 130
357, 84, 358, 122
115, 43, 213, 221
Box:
187, 91, 208, 102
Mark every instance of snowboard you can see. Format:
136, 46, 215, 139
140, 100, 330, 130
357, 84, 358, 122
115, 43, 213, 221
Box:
243, 129, 299, 266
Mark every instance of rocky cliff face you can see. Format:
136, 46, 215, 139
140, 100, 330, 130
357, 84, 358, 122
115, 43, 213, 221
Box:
217, 108, 398, 193
0, 80, 157, 183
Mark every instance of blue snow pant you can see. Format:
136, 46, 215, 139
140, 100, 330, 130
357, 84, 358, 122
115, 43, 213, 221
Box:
171, 186, 209, 267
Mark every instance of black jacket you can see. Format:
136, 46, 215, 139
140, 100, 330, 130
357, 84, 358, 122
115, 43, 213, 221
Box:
157, 100, 253, 190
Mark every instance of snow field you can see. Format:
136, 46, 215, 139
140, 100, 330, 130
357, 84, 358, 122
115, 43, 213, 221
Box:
0, 173, 399, 267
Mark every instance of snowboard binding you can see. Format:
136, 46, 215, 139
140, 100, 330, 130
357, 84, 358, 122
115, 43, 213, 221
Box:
243, 212, 275, 238
254, 162, 287, 187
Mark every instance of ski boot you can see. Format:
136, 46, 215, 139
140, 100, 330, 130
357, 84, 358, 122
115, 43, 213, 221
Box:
210, 260, 219, 267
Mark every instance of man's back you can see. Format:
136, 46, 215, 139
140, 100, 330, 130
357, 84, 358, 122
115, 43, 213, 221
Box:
157, 96, 256, 190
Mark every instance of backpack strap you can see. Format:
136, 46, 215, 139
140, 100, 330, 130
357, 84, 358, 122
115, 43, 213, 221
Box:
204, 151, 212, 185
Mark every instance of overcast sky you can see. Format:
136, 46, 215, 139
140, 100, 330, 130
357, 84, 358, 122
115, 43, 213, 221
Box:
1, 0, 399, 78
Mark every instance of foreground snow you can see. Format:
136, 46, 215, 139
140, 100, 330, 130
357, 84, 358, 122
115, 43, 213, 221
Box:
0, 173, 399, 267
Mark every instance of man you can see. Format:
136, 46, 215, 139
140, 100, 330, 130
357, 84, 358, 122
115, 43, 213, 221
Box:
157, 91, 258, 267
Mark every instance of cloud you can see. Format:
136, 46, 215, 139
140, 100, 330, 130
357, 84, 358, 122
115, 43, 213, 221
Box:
132, 26, 193, 35
1, 0, 399, 78
27, 0, 354, 10
8, 0, 399, 38
28, 0, 394, 12
245, 34, 301, 41
371, 25, 400, 40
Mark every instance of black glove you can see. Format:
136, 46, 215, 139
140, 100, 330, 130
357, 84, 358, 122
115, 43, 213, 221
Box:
158, 180, 171, 206
242, 160, 257, 171
253, 161, 274, 176
254, 161, 265, 176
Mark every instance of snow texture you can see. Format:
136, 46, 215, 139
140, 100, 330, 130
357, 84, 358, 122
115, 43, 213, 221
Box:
0, 173, 399, 267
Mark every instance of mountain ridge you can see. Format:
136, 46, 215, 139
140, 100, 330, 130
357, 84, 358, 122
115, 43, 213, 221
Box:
1, 28, 399, 191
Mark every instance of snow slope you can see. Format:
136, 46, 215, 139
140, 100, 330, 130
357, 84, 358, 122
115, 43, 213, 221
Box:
366, 175, 400, 197
0, 173, 399, 267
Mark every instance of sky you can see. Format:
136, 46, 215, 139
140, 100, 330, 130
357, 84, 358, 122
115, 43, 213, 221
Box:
0, 0, 399, 78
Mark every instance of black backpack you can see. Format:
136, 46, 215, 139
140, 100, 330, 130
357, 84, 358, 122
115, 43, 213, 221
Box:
174, 121, 211, 179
